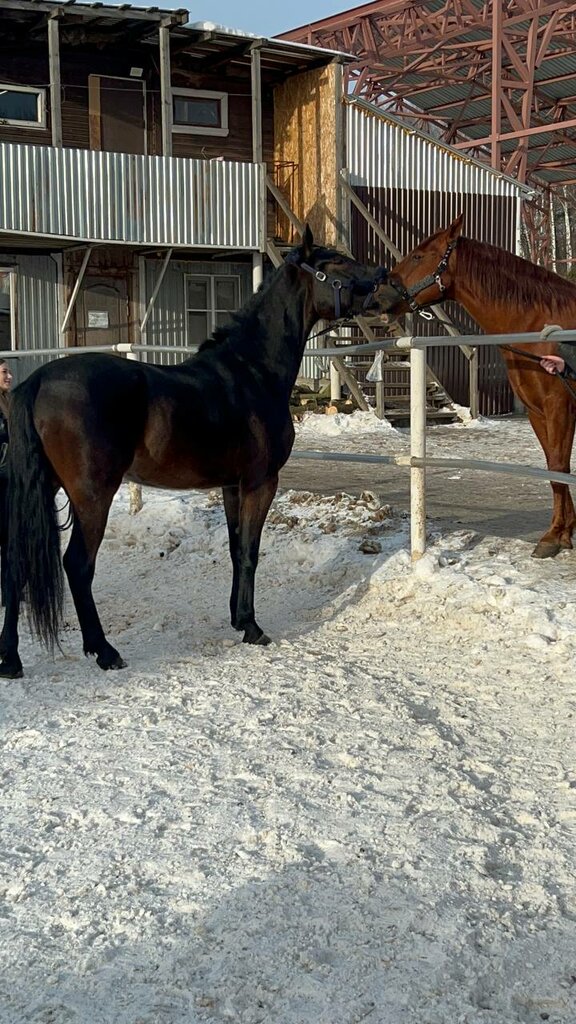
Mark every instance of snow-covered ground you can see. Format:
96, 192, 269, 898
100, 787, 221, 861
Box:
1, 413, 575, 1024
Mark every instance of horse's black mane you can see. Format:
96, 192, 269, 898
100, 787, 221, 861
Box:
458, 235, 576, 313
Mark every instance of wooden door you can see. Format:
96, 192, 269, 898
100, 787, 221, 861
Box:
77, 278, 129, 347
89, 75, 146, 155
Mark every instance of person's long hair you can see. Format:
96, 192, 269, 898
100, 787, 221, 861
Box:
0, 361, 11, 422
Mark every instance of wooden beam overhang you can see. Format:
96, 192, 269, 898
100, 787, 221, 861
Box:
0, 0, 188, 24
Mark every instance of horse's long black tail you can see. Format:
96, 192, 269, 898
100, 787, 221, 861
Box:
7, 376, 64, 651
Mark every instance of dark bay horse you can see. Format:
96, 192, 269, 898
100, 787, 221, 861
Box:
387, 214, 576, 559
0, 227, 396, 678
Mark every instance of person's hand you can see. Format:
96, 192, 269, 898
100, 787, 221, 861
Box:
540, 355, 566, 375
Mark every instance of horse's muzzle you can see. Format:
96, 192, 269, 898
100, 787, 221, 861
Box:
369, 275, 404, 314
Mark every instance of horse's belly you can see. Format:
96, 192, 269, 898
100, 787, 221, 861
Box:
126, 450, 239, 490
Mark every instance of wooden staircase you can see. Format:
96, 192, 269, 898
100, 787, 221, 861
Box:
264, 185, 460, 427
311, 319, 460, 426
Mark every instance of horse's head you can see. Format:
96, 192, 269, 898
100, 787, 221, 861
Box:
387, 214, 464, 317
286, 225, 399, 322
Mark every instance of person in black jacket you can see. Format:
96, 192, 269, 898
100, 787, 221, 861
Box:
0, 359, 13, 604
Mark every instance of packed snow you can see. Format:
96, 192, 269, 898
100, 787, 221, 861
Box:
1, 412, 575, 1024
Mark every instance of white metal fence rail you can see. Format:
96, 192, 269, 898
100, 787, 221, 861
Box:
297, 327, 576, 558
3, 330, 576, 555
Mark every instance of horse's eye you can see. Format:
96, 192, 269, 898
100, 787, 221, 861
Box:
412, 254, 423, 263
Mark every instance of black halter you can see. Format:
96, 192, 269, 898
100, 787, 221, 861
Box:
300, 261, 388, 321
389, 241, 457, 320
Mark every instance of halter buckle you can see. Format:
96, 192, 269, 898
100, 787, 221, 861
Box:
315, 270, 327, 282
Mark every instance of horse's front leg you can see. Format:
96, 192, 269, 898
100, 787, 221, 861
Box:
229, 476, 278, 645
223, 484, 241, 629
527, 403, 576, 558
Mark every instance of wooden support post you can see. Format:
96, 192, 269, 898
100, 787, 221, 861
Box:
333, 60, 346, 249
140, 248, 173, 336
159, 22, 172, 157
251, 44, 263, 164
251, 44, 266, 253
60, 247, 92, 335
331, 356, 369, 411
375, 380, 385, 419
48, 13, 63, 148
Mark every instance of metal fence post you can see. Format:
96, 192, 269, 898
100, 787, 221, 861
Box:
469, 347, 479, 419
410, 344, 427, 560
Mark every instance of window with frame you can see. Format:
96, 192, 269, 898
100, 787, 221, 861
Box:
186, 274, 241, 347
0, 269, 16, 351
0, 85, 45, 129
172, 89, 229, 136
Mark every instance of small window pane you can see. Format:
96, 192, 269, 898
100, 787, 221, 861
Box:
215, 311, 234, 331
0, 89, 39, 123
215, 278, 239, 311
173, 96, 221, 129
187, 311, 209, 346
187, 277, 209, 310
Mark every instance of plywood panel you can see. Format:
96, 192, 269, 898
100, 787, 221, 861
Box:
273, 64, 338, 245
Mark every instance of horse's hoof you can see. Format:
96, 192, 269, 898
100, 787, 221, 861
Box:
95, 651, 127, 671
0, 659, 23, 679
108, 657, 128, 671
531, 540, 561, 559
242, 628, 271, 646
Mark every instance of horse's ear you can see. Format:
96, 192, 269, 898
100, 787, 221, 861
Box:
284, 223, 314, 267
301, 223, 314, 258
447, 214, 464, 242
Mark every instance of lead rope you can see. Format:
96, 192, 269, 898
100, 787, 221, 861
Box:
501, 323, 576, 409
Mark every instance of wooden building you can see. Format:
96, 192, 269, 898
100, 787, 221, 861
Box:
0, 0, 529, 415
0, 0, 351, 379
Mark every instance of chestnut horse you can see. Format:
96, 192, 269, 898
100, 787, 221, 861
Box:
387, 214, 576, 559
0, 227, 395, 678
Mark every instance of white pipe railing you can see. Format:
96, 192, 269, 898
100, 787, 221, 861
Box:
397, 328, 576, 558
297, 326, 576, 559
4, 329, 576, 555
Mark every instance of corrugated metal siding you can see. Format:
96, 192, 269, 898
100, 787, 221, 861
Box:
347, 103, 524, 199
352, 188, 518, 415
347, 104, 526, 416
0, 252, 60, 383
143, 258, 252, 366
0, 142, 262, 249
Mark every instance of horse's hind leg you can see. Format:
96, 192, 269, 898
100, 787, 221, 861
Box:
0, 580, 24, 678
527, 405, 576, 558
225, 476, 278, 645
63, 495, 126, 670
